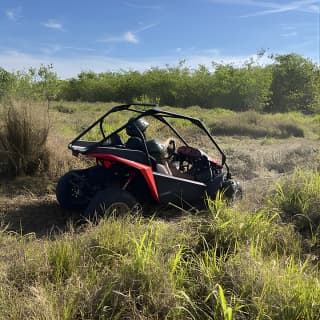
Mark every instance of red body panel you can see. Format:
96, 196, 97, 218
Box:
86, 153, 160, 202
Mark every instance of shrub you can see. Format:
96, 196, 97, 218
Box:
0, 99, 49, 176
269, 169, 320, 237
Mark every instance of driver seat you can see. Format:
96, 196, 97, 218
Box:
155, 161, 172, 175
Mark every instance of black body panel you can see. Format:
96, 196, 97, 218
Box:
154, 172, 207, 207
89, 146, 149, 164
71, 142, 149, 165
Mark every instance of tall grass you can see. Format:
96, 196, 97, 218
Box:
52, 103, 320, 140
1, 195, 320, 319
0, 99, 49, 176
269, 169, 320, 240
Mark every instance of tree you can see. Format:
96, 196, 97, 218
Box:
0, 67, 14, 98
270, 54, 318, 113
8, 64, 59, 105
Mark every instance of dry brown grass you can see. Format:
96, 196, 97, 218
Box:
209, 111, 305, 138
219, 137, 320, 210
0, 100, 49, 176
46, 135, 86, 178
0, 99, 88, 178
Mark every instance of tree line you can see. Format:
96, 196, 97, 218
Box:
1, 53, 319, 113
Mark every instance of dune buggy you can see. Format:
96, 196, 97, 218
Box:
56, 103, 242, 216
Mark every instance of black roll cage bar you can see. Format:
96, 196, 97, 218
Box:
69, 103, 229, 172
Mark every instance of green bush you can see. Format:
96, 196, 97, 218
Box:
55, 54, 320, 114
269, 54, 319, 113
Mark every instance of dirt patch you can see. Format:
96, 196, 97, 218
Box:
0, 195, 82, 236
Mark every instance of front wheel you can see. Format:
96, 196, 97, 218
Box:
207, 174, 243, 201
222, 179, 243, 201
85, 187, 141, 217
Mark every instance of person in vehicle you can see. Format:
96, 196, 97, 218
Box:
125, 117, 149, 151
125, 118, 171, 174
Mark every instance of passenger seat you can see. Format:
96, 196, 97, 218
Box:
155, 161, 172, 175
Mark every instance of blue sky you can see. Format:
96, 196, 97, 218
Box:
1, 0, 319, 78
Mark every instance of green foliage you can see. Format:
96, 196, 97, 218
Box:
0, 67, 15, 98
48, 239, 80, 283
2, 64, 59, 103
2, 53, 319, 114
217, 284, 233, 320
34, 64, 60, 102
56, 53, 319, 114
201, 196, 298, 257
209, 61, 272, 111
269, 54, 319, 113
269, 169, 320, 239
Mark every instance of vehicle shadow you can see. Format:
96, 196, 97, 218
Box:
0, 198, 85, 237
1, 199, 200, 237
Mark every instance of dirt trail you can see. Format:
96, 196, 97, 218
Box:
0, 177, 82, 236
0, 137, 319, 235
0, 195, 81, 236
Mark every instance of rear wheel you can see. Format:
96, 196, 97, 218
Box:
56, 170, 89, 211
85, 187, 141, 217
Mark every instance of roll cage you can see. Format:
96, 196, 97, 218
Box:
68, 103, 230, 176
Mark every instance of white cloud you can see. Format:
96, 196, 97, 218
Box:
124, 31, 139, 43
281, 31, 298, 37
124, 2, 162, 10
5, 7, 22, 21
174, 47, 220, 58
100, 31, 139, 44
281, 24, 297, 31
43, 19, 64, 30
202, 48, 221, 55
40, 44, 62, 55
209, 0, 320, 17
309, 4, 320, 12
63, 46, 96, 52
134, 23, 158, 33
99, 22, 157, 45
40, 44, 97, 55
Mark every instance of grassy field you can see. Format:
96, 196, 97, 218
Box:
0, 101, 320, 319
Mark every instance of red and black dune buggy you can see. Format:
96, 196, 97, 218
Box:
56, 104, 242, 216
